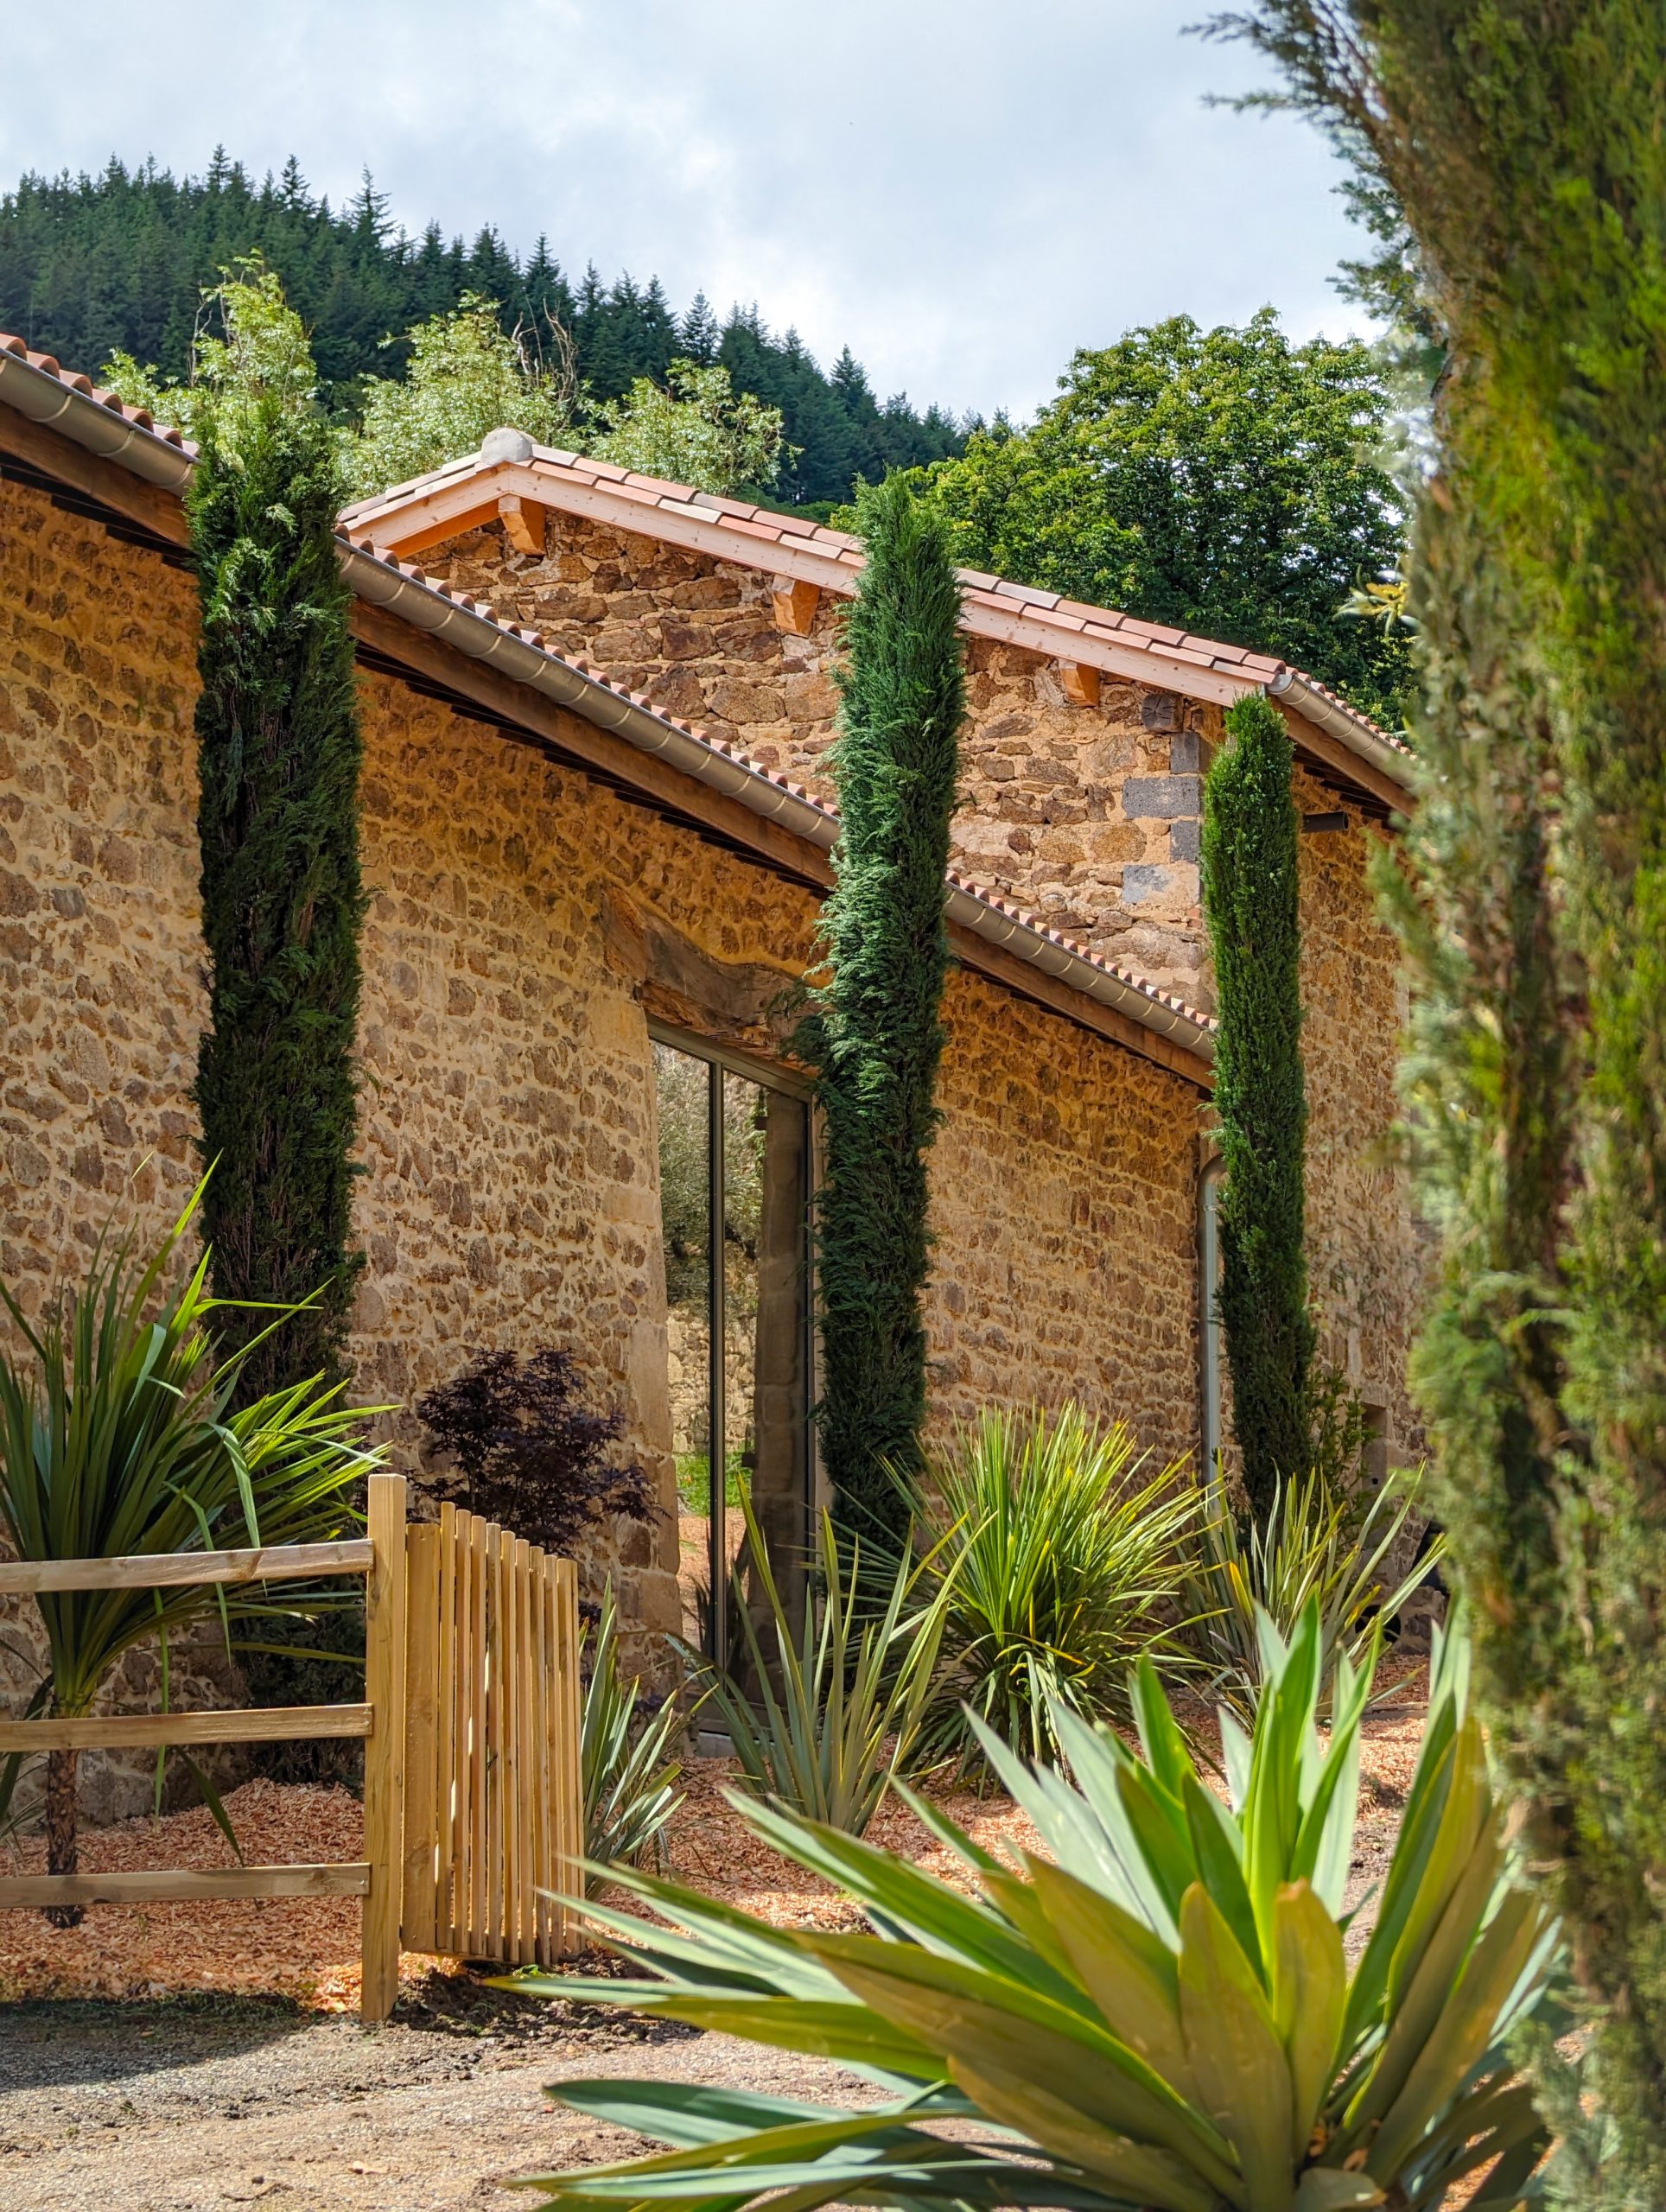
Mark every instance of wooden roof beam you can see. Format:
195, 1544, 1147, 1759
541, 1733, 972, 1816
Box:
771, 578, 820, 635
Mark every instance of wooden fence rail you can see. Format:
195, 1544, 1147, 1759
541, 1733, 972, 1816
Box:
0, 1474, 584, 2018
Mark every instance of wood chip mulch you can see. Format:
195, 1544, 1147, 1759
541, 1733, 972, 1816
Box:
0, 1666, 1428, 2010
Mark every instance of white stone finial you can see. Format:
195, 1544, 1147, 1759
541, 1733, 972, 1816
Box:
480, 426, 536, 464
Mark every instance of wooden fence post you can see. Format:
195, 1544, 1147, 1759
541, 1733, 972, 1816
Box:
361, 1471, 408, 2023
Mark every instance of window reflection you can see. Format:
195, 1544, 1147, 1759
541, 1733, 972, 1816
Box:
653, 1039, 811, 1673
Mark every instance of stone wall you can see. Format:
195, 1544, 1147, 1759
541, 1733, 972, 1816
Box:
927, 971, 1205, 1471
421, 514, 1216, 1001
0, 474, 1218, 1801
1294, 760, 1427, 1460
0, 484, 232, 1815
0, 485, 207, 1311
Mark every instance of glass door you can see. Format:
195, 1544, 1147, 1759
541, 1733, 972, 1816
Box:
652, 1033, 813, 1674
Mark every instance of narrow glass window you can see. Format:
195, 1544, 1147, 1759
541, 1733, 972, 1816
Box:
653, 1037, 812, 1673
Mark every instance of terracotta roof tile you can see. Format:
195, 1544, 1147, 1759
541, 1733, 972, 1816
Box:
1, 329, 193, 449
771, 512, 826, 540
994, 578, 1061, 610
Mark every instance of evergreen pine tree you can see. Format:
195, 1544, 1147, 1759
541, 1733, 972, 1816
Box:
1199, 690, 1313, 1519
679, 289, 719, 365
811, 476, 965, 1542
0, 156, 963, 502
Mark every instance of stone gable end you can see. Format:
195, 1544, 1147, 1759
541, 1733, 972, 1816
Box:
418, 512, 1218, 1002
414, 504, 1427, 1454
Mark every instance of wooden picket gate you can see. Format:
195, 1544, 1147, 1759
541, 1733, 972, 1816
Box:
0, 1473, 584, 2019
398, 1502, 583, 1969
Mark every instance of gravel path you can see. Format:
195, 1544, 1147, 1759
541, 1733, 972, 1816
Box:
0, 1977, 869, 2210
0, 1700, 1422, 2208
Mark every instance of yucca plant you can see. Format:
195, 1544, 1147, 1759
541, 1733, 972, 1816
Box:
582, 1582, 695, 1888
913, 1405, 1202, 1771
0, 1189, 382, 1919
1186, 1467, 1445, 1721
516, 1604, 1558, 2212
687, 1491, 951, 1837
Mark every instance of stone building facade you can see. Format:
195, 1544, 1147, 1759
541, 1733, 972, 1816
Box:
0, 351, 1426, 1808
0, 359, 1243, 1800
346, 441, 1423, 1448
398, 506, 1218, 1005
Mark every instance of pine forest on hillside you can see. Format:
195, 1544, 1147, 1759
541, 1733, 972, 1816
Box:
0, 152, 969, 509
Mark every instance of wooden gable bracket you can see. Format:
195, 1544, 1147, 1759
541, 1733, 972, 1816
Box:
771, 578, 821, 636
498, 493, 548, 557
1059, 660, 1101, 708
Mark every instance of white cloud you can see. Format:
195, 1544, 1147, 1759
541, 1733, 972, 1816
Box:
1, 0, 1369, 419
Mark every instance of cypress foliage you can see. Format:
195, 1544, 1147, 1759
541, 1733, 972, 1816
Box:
1200, 691, 1313, 1520
1213, 3, 1666, 2187
188, 284, 366, 1400
812, 476, 965, 1542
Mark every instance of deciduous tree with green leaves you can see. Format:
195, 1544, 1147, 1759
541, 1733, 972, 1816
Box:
911, 311, 1412, 726
345, 292, 576, 497
810, 475, 964, 1546
589, 358, 790, 496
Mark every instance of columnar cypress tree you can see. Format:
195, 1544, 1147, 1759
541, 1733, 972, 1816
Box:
813, 475, 965, 1542
188, 275, 366, 1397
1199, 691, 1313, 1520
1213, 2, 1666, 2188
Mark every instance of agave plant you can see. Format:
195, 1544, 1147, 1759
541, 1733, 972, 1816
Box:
687, 1490, 950, 1837
1186, 1467, 1443, 1720
912, 1404, 1203, 1771
515, 1603, 1557, 2212
0, 1188, 382, 1917
582, 1581, 695, 1887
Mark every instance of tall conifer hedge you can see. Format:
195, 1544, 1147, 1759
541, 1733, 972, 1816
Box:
188, 284, 366, 1400
1199, 690, 1313, 1519
813, 476, 965, 1541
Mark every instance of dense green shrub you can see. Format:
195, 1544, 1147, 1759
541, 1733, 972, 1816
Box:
515, 1605, 1558, 2212
910, 1405, 1201, 1771
811, 476, 964, 1545
1201, 691, 1314, 1520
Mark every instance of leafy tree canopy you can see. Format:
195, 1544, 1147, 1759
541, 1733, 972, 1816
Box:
104, 257, 314, 454
590, 359, 792, 498
346, 292, 575, 496
909, 309, 1413, 725
121, 277, 795, 504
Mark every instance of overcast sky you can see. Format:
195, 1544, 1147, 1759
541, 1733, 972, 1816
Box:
3, 0, 1364, 422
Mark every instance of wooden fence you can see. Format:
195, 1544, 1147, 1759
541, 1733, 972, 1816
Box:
0, 1473, 584, 2018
